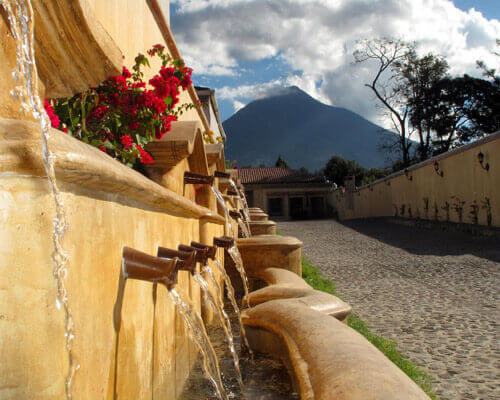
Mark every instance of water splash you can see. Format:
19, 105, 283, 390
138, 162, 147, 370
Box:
1, 0, 77, 397
169, 288, 228, 400
227, 246, 251, 309
213, 260, 252, 354
211, 185, 235, 237
195, 267, 243, 389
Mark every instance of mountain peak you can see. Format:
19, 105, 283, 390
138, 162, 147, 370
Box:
223, 88, 398, 170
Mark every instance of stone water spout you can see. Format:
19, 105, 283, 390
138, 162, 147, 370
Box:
122, 246, 179, 290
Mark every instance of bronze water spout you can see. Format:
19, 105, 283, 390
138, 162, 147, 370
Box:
214, 171, 230, 179
122, 246, 178, 290
178, 244, 209, 265
191, 241, 217, 260
213, 236, 235, 249
229, 210, 241, 220
184, 171, 215, 185
157, 247, 197, 274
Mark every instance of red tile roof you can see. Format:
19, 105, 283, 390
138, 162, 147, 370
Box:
238, 167, 329, 185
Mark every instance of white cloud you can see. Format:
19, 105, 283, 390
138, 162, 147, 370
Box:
172, 0, 500, 125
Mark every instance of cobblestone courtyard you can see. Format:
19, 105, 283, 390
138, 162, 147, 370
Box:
278, 219, 500, 400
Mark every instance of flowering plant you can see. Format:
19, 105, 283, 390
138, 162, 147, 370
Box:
46, 44, 194, 167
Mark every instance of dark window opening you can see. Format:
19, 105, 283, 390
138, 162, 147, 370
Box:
268, 197, 283, 216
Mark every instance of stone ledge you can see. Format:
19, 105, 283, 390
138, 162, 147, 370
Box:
237, 235, 303, 249
0, 119, 224, 224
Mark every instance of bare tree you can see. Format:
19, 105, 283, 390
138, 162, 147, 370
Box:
354, 38, 415, 165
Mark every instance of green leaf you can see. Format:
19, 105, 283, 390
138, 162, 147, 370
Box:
90, 139, 103, 147
103, 140, 115, 150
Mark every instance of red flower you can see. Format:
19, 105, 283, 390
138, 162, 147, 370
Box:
147, 44, 165, 56
89, 105, 108, 120
122, 66, 132, 79
137, 145, 154, 164
44, 99, 60, 129
120, 134, 134, 149
180, 67, 193, 90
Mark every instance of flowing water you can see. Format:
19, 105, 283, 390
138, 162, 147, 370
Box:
227, 246, 251, 309
169, 288, 228, 400
1, 1, 77, 397
195, 268, 244, 389
211, 185, 235, 237
213, 260, 251, 353
237, 218, 251, 238
179, 297, 299, 400
229, 179, 251, 234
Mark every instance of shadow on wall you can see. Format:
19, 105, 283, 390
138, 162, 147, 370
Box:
339, 218, 500, 263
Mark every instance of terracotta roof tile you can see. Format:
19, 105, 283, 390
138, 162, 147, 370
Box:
238, 167, 329, 185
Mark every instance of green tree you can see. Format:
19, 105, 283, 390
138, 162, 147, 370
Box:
323, 156, 365, 186
275, 155, 290, 168
397, 51, 449, 159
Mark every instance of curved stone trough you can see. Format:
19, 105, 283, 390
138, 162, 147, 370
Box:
242, 300, 430, 400
232, 220, 430, 400
246, 267, 351, 322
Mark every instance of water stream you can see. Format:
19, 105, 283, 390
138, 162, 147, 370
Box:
237, 218, 251, 238
227, 246, 251, 309
211, 185, 235, 237
1, 1, 77, 397
179, 297, 299, 400
195, 267, 244, 389
213, 260, 251, 353
169, 288, 228, 400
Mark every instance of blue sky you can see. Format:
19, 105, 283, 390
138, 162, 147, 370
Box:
171, 0, 499, 126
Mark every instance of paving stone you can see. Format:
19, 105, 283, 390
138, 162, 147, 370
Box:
278, 219, 500, 400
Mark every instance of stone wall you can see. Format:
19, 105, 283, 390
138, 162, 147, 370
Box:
329, 132, 500, 227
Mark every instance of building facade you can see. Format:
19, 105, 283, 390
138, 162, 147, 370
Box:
239, 167, 333, 220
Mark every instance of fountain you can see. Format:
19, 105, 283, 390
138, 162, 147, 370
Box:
126, 246, 228, 400
191, 241, 251, 351
177, 244, 244, 389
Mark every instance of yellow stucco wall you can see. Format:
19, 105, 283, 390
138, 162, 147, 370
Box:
331, 134, 499, 227
0, 132, 225, 399
87, 0, 199, 123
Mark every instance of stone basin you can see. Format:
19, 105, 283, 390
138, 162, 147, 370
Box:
248, 220, 277, 235
248, 212, 269, 221
236, 235, 303, 275
242, 300, 430, 400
